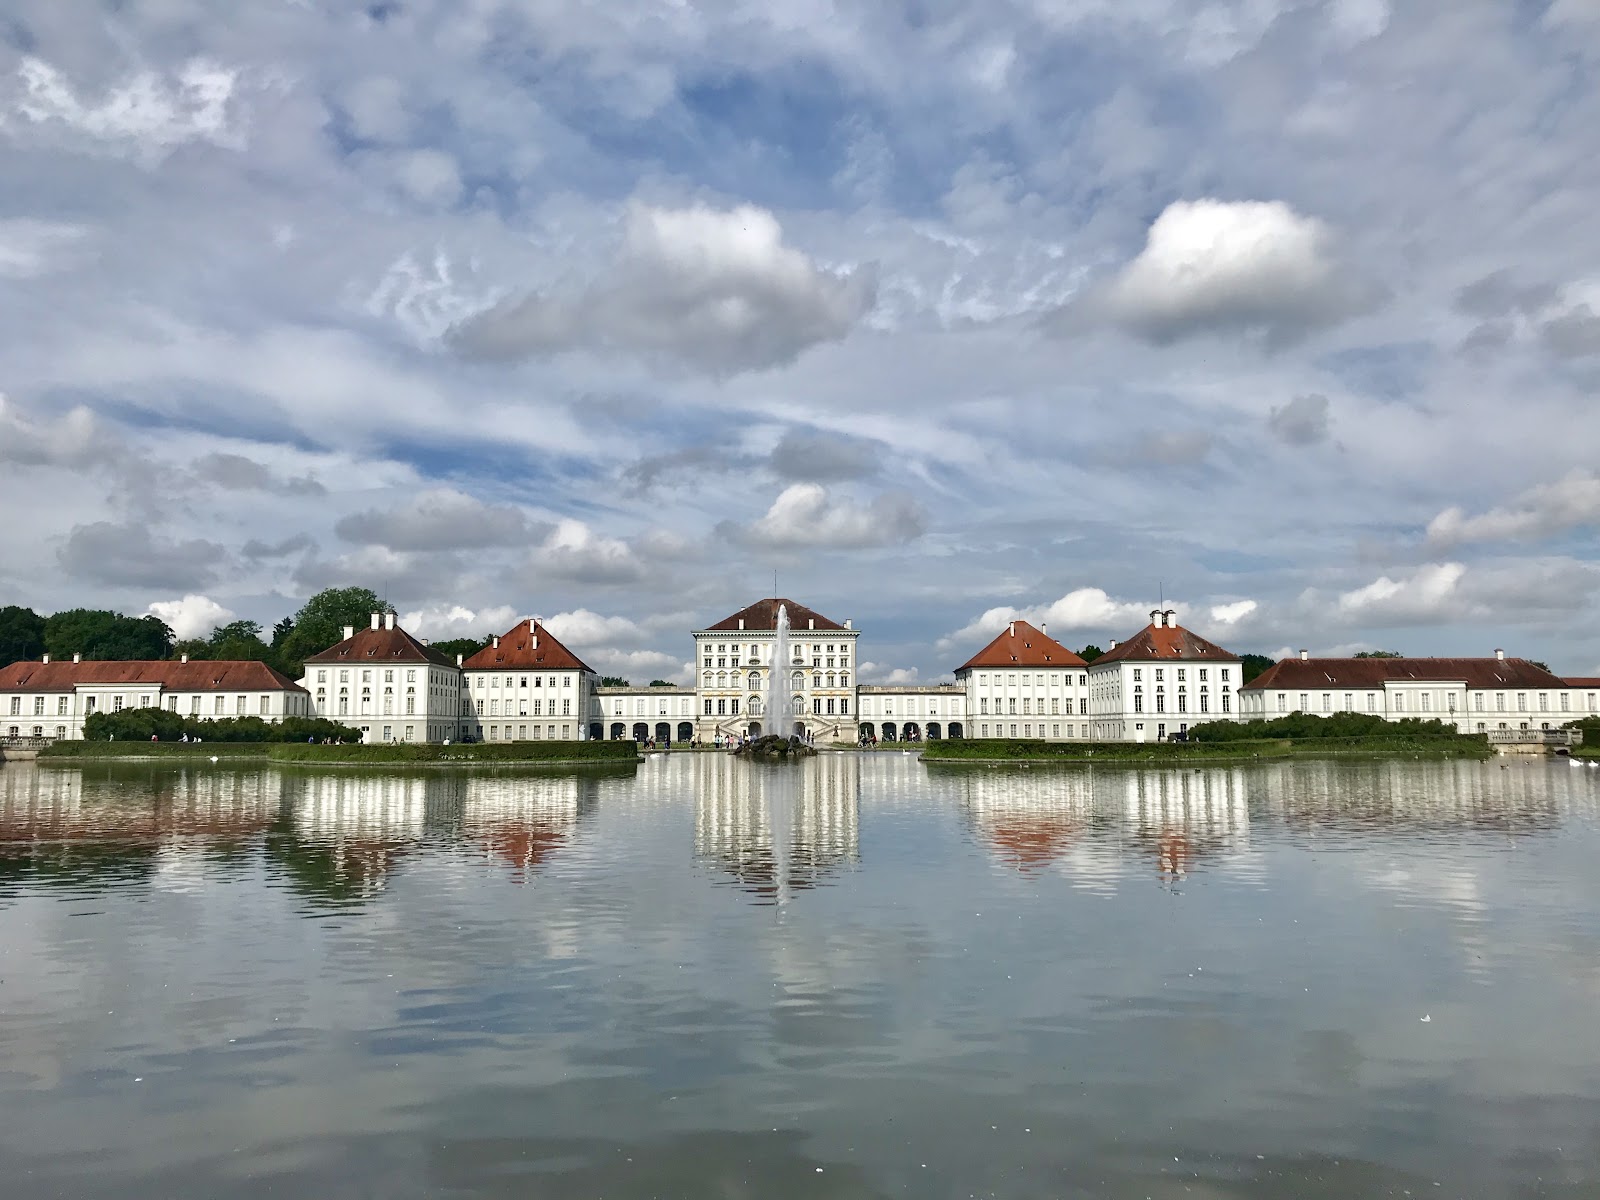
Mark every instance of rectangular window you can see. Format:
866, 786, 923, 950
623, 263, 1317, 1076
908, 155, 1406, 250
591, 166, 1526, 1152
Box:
1561, 693, 1569, 711
113, 695, 124, 712
1277, 694, 1286, 713
260, 695, 270, 715
979, 698, 988, 714
1133, 669, 1142, 682
840, 698, 848, 715
1079, 698, 1087, 715
235, 695, 246, 715
59, 697, 69, 716
1421, 694, 1431, 711
1010, 724, 1018, 737
1517, 693, 1527, 711
32, 696, 44, 716
1222, 695, 1230, 713
981, 724, 989, 737
8, 697, 18, 716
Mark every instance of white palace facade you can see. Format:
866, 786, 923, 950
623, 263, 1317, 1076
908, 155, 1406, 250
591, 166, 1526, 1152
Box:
8, 595, 1600, 744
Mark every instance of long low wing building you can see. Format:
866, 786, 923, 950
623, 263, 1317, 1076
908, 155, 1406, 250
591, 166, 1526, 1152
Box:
1240, 650, 1580, 733
1, 654, 309, 741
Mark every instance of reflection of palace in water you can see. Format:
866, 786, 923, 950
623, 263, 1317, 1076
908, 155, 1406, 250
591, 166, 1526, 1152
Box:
693, 755, 860, 901
955, 770, 1098, 873
1120, 768, 1251, 882
0, 764, 599, 903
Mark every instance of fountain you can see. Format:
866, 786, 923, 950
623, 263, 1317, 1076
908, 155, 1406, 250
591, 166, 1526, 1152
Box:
735, 603, 815, 759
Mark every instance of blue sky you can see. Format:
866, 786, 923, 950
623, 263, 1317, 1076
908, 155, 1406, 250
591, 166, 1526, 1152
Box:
2, 0, 1599, 683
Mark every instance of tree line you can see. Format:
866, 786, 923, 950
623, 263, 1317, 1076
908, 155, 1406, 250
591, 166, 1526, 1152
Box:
0, 587, 494, 680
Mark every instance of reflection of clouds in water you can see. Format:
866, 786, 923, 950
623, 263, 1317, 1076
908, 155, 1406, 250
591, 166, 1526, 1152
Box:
693, 754, 859, 902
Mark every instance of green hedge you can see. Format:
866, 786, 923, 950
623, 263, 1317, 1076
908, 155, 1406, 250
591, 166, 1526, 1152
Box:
82, 709, 361, 744
1187, 713, 1464, 742
921, 734, 1489, 763
265, 740, 639, 764
38, 741, 270, 759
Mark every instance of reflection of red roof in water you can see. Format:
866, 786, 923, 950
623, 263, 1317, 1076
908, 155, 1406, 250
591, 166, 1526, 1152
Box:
469, 823, 571, 877
0, 802, 273, 843
981, 814, 1086, 872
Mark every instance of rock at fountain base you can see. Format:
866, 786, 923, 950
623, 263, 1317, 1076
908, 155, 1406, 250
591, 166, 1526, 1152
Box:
733, 734, 817, 760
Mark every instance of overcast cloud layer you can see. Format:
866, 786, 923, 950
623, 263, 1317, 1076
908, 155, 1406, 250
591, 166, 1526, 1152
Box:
3, 1, 1599, 682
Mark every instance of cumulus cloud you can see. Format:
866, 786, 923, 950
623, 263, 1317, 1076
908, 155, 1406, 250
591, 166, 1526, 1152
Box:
0, 219, 91, 279
147, 594, 236, 641
58, 522, 226, 590
859, 662, 921, 685
1058, 199, 1377, 346
541, 609, 648, 646
4, 56, 244, 164
1209, 600, 1258, 625
1268, 393, 1331, 445
732, 484, 926, 549
1336, 562, 1466, 624
1103, 429, 1214, 467
400, 604, 519, 641
621, 444, 754, 496
1427, 472, 1600, 546
941, 587, 1156, 649
769, 427, 883, 482
537, 520, 646, 584
1539, 304, 1600, 358
242, 534, 315, 560
450, 202, 876, 374
336, 488, 539, 551
0, 396, 116, 468
191, 452, 326, 496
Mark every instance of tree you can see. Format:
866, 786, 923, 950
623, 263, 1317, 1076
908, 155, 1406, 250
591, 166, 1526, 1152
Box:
1530, 660, 1552, 674
276, 588, 390, 677
0, 605, 46, 668
44, 609, 173, 660
271, 618, 294, 648
1354, 650, 1403, 659
648, 679, 674, 687
432, 636, 491, 662
599, 676, 630, 687
1077, 644, 1103, 663
1240, 653, 1276, 684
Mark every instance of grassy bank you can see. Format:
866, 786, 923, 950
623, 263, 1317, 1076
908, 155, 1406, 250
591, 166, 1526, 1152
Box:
37, 740, 639, 765
265, 740, 639, 765
38, 741, 270, 760
920, 735, 1490, 764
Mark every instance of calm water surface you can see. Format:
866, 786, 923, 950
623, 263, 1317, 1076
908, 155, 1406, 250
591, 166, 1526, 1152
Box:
2, 754, 1598, 1199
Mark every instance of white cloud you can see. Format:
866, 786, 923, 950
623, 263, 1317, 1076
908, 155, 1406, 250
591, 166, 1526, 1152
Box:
941, 588, 1154, 649
538, 520, 645, 584
450, 202, 876, 374
400, 604, 519, 641
0, 396, 114, 467
1336, 562, 1466, 623
59, 522, 226, 590
1209, 600, 1258, 625
147, 594, 235, 641
1062, 199, 1376, 346
1427, 472, 1600, 547
5, 56, 244, 164
860, 662, 921, 685
0, 219, 91, 279
336, 488, 538, 551
738, 484, 926, 549
540, 608, 647, 646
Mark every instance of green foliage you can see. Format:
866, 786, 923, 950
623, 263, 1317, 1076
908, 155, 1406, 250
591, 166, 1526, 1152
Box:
1187, 712, 1465, 742
171, 618, 278, 671
431, 636, 490, 662
599, 676, 630, 687
275, 587, 390, 677
922, 734, 1489, 763
1354, 650, 1403, 659
81, 708, 359, 744
1530, 660, 1552, 674
267, 740, 638, 764
647, 679, 674, 687
1240, 653, 1275, 683
44, 609, 174, 661
1077, 644, 1103, 663
0, 604, 46, 668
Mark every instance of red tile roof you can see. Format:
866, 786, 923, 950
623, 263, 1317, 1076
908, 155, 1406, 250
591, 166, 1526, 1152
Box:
1563, 678, 1600, 688
0, 659, 305, 692
703, 598, 848, 632
461, 620, 593, 673
957, 620, 1087, 671
303, 622, 455, 668
1245, 657, 1567, 691
1092, 621, 1238, 666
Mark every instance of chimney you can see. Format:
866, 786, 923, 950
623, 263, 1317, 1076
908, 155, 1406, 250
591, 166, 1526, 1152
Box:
1109, 639, 1118, 649
1300, 649, 1308, 660
456, 653, 463, 667
371, 613, 380, 630
1150, 609, 1160, 627
492, 635, 500, 649
1164, 609, 1177, 627
844, 619, 852, 629
181, 653, 189, 664
41, 654, 49, 664
1041, 622, 1047, 636
738, 618, 745, 630
73, 653, 81, 664
343, 625, 354, 641
808, 618, 814, 630
1008, 621, 1015, 638
384, 612, 395, 631
1495, 648, 1504, 661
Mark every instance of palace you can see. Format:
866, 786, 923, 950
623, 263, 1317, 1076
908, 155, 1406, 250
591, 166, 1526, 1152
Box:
7, 595, 1599, 744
